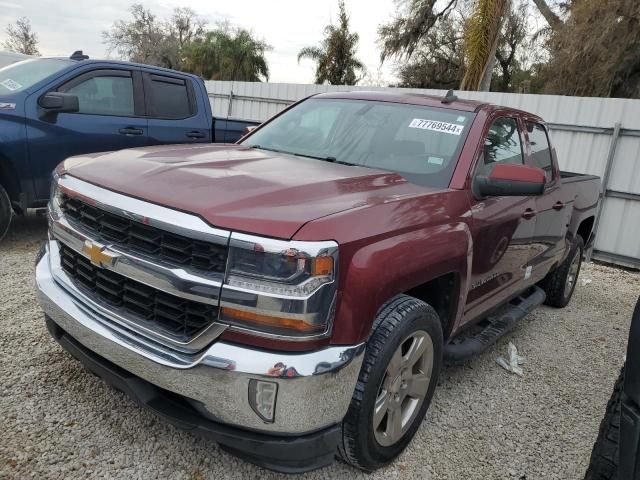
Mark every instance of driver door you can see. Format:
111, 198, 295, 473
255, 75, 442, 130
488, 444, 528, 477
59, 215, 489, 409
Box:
463, 115, 537, 325
26, 68, 148, 201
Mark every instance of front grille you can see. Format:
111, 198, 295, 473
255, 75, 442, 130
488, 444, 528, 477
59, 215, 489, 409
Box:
59, 245, 218, 342
59, 194, 227, 274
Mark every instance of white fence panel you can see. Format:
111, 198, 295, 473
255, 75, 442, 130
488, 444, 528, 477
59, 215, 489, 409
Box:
205, 81, 640, 268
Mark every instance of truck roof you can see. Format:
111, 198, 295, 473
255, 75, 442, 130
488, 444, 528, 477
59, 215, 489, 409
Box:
37, 56, 203, 80
314, 90, 489, 112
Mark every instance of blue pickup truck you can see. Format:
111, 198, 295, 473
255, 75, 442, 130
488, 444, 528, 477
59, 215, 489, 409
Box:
0, 51, 257, 240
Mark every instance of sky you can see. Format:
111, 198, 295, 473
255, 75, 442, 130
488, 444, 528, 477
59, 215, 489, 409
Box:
0, 0, 400, 84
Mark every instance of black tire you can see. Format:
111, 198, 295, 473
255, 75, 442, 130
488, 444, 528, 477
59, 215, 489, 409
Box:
541, 235, 584, 308
0, 184, 12, 243
584, 366, 624, 480
338, 295, 443, 471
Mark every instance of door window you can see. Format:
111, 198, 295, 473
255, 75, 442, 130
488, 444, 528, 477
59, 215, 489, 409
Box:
147, 75, 192, 119
526, 122, 554, 182
475, 117, 524, 176
62, 75, 134, 116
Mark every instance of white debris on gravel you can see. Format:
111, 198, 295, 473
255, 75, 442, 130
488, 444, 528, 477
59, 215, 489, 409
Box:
1, 215, 639, 480
496, 342, 526, 377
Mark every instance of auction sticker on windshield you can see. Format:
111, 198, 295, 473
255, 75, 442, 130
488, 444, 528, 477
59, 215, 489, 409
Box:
0, 79, 22, 91
408, 118, 464, 135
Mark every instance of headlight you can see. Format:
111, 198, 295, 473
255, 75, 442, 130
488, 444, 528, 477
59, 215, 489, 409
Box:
221, 233, 338, 337
50, 171, 60, 203
48, 171, 63, 221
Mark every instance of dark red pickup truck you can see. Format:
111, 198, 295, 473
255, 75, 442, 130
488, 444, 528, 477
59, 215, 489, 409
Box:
36, 91, 600, 473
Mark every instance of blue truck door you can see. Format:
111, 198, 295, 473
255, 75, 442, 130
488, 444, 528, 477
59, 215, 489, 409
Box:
144, 73, 211, 144
26, 68, 148, 201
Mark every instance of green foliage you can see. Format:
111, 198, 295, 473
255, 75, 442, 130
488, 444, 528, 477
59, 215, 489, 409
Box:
298, 0, 365, 85
103, 5, 270, 82
396, 14, 465, 88
543, 0, 640, 98
103, 4, 205, 70
378, 0, 458, 62
182, 28, 270, 81
460, 0, 509, 91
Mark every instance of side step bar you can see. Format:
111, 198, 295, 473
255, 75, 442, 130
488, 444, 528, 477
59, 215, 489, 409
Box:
444, 286, 546, 365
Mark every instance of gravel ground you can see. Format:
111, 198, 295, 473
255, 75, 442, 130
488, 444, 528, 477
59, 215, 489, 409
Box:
1, 214, 639, 480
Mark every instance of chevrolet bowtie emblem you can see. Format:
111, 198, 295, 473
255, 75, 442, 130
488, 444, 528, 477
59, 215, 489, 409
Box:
82, 241, 117, 267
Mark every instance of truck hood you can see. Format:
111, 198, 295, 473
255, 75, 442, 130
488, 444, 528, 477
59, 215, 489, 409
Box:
62, 144, 432, 239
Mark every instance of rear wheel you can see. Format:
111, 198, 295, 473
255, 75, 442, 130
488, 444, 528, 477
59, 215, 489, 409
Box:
541, 235, 584, 308
338, 295, 443, 471
0, 184, 12, 243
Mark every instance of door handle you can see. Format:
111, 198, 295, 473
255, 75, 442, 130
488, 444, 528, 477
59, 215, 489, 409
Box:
119, 127, 143, 136
522, 208, 536, 220
552, 201, 565, 210
186, 131, 205, 139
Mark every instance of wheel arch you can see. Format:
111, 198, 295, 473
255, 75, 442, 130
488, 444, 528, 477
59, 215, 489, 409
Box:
0, 153, 21, 207
333, 222, 472, 345
577, 215, 595, 245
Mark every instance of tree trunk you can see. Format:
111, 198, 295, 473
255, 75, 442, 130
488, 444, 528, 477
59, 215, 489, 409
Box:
531, 0, 563, 30
461, 0, 510, 91
479, 56, 496, 91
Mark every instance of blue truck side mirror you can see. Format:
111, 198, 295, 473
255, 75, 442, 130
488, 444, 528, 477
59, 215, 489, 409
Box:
38, 92, 79, 114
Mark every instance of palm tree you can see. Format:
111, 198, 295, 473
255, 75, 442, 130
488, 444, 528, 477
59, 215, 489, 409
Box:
183, 28, 270, 81
297, 0, 365, 85
460, 0, 511, 91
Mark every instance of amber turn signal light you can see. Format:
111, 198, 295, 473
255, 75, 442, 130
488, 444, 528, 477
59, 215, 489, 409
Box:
221, 307, 323, 333
312, 256, 333, 276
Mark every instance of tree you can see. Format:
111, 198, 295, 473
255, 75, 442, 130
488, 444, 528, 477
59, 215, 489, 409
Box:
102, 4, 205, 70
541, 0, 640, 98
378, 0, 459, 62
493, 1, 528, 92
395, 15, 465, 89
298, 0, 365, 85
531, 0, 563, 30
460, 0, 511, 91
182, 28, 270, 81
3, 17, 40, 56
384, 0, 534, 92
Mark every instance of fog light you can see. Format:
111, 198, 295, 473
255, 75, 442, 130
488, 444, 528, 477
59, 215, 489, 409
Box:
249, 379, 278, 423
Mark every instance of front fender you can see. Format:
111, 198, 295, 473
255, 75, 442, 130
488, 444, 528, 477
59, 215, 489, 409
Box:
332, 222, 472, 344
0, 98, 29, 204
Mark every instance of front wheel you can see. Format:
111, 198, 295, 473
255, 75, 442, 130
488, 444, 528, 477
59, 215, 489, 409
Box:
338, 295, 443, 471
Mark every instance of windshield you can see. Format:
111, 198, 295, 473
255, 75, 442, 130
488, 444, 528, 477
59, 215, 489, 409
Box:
0, 58, 74, 94
242, 98, 475, 188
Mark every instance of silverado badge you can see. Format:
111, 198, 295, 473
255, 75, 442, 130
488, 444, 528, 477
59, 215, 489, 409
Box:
82, 241, 117, 268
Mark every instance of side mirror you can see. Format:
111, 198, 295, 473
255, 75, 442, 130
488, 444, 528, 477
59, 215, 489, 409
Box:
242, 125, 258, 136
38, 92, 79, 113
475, 164, 546, 197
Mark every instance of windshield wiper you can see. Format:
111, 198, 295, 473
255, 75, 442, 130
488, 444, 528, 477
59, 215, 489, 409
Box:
250, 145, 288, 155
293, 152, 358, 166
251, 145, 357, 166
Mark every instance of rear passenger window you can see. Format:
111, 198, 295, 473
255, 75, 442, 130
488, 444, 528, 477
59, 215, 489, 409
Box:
475, 117, 524, 176
147, 75, 192, 119
526, 122, 554, 182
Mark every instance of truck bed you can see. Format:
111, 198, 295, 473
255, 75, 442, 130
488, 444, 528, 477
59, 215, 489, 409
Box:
560, 171, 601, 183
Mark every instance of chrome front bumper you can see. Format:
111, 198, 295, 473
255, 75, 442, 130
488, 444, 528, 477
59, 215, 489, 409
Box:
36, 247, 364, 435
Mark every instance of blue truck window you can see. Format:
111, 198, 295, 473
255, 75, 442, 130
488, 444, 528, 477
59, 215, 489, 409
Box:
64, 75, 135, 117
148, 77, 191, 119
